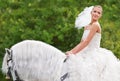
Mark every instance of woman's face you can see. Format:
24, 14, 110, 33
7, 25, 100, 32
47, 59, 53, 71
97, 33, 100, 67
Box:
91, 7, 102, 21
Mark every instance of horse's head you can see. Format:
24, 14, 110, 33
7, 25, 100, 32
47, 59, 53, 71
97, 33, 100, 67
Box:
2, 48, 12, 74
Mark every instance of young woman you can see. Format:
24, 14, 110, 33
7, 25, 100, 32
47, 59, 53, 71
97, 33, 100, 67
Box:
66, 5, 102, 55
65, 5, 120, 81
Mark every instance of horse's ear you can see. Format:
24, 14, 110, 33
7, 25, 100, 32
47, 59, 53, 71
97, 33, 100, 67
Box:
5, 48, 11, 55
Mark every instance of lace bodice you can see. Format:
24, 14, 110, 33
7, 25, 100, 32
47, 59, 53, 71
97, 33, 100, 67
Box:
82, 30, 101, 49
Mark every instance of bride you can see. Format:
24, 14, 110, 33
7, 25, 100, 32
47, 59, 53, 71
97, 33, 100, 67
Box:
65, 5, 120, 81
2, 5, 120, 81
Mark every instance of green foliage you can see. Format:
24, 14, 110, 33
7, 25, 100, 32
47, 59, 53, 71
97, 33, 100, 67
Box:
0, 0, 120, 80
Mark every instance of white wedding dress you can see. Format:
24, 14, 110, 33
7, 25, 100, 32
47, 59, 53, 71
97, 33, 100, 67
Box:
63, 29, 120, 81
2, 30, 120, 81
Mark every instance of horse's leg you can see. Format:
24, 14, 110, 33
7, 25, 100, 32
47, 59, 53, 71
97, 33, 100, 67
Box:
5, 73, 11, 79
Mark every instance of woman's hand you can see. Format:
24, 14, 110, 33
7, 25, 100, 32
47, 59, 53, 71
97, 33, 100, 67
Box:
66, 51, 73, 57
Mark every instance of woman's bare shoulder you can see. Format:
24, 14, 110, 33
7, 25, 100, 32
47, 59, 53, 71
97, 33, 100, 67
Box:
92, 22, 101, 32
92, 22, 101, 29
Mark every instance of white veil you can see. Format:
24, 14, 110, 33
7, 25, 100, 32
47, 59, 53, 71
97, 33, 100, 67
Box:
75, 6, 94, 29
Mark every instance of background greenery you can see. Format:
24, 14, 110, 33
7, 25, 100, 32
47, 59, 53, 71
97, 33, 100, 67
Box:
0, 0, 120, 80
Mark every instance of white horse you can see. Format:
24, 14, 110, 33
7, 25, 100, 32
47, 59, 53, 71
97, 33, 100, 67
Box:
2, 40, 68, 81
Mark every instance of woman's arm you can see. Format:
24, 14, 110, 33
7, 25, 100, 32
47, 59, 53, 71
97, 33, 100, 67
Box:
67, 24, 99, 55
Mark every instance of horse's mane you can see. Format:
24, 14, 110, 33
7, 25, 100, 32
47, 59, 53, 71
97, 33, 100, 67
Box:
2, 40, 66, 81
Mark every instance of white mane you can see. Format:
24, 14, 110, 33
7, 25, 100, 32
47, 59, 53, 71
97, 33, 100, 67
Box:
2, 40, 66, 81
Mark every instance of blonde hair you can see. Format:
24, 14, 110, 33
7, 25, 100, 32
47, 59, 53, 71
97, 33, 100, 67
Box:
94, 5, 103, 12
